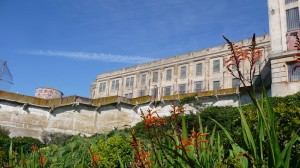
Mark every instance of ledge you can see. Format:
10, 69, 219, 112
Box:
0, 87, 242, 110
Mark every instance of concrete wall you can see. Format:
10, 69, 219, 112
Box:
0, 99, 143, 139
0, 89, 253, 140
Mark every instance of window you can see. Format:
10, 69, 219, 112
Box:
232, 78, 240, 88
286, 0, 297, 4
213, 60, 220, 73
286, 7, 300, 31
178, 84, 186, 94
166, 69, 172, 81
253, 75, 261, 86
125, 77, 134, 87
111, 80, 119, 90
152, 72, 158, 82
194, 81, 203, 92
164, 86, 171, 96
139, 90, 145, 97
288, 62, 300, 81
125, 93, 133, 99
196, 63, 203, 76
99, 82, 106, 92
213, 81, 220, 90
180, 66, 187, 79
141, 74, 146, 86
151, 87, 158, 97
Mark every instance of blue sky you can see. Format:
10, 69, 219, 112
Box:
0, 0, 269, 98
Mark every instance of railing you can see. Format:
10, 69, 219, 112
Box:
162, 88, 238, 101
130, 96, 155, 105
0, 88, 239, 109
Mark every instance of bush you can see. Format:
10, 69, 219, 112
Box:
0, 126, 9, 138
0, 136, 43, 164
96, 134, 132, 167
41, 132, 72, 145
133, 106, 240, 142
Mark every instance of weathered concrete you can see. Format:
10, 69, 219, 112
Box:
0, 88, 255, 139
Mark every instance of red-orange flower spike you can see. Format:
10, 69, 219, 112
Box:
181, 139, 193, 147
143, 109, 166, 127
31, 144, 38, 151
22, 159, 27, 167
92, 153, 99, 166
39, 155, 46, 166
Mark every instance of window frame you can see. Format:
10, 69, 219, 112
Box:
141, 74, 146, 86
194, 81, 203, 92
99, 82, 106, 92
125, 77, 134, 87
152, 71, 159, 83
213, 81, 220, 90
285, 0, 297, 4
288, 62, 300, 81
213, 59, 220, 73
232, 78, 240, 88
286, 7, 300, 31
166, 69, 172, 81
178, 84, 186, 94
111, 80, 119, 90
164, 86, 172, 96
180, 66, 187, 79
196, 63, 203, 76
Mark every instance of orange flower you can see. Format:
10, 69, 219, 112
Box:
143, 109, 166, 127
181, 139, 193, 147
39, 155, 46, 166
22, 159, 27, 167
92, 153, 99, 166
31, 144, 38, 151
169, 106, 184, 118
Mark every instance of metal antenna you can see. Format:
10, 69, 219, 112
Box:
0, 60, 14, 90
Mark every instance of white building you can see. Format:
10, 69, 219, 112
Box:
90, 0, 300, 101
268, 0, 300, 96
90, 35, 270, 102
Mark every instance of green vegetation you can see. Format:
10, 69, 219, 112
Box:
0, 92, 299, 167
0, 34, 299, 167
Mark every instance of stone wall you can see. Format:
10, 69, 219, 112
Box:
0, 88, 251, 140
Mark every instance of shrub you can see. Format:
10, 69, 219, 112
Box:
96, 134, 132, 167
41, 132, 72, 145
0, 126, 9, 138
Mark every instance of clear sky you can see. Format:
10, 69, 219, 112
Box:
0, 0, 269, 98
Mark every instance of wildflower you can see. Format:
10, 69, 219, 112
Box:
89, 149, 99, 167
189, 130, 209, 140
181, 139, 193, 147
142, 109, 166, 127
31, 144, 38, 151
169, 105, 184, 119
22, 159, 26, 167
224, 34, 263, 92
39, 155, 46, 166
131, 133, 152, 168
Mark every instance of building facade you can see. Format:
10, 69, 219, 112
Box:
268, 0, 300, 96
90, 0, 300, 100
90, 35, 271, 100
